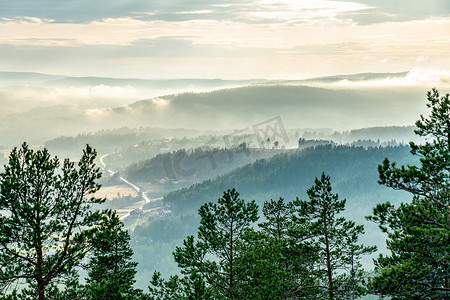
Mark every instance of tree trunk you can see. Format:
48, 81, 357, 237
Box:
229, 219, 234, 299
36, 204, 45, 300
324, 222, 333, 299
38, 281, 45, 300
37, 247, 45, 300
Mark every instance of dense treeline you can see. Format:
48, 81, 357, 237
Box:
163, 144, 414, 213
313, 125, 420, 144
149, 182, 376, 299
126, 144, 282, 184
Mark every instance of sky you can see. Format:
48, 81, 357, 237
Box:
0, 0, 449, 79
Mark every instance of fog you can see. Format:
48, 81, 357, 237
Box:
0, 70, 448, 146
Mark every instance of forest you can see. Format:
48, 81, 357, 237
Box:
0, 89, 449, 299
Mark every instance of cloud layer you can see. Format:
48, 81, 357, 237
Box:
0, 0, 448, 79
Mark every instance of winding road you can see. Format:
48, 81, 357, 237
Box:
100, 154, 151, 221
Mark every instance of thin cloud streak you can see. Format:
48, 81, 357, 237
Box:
1, 15, 448, 48
0, 0, 448, 79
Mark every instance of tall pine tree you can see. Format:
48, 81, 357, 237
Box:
0, 143, 104, 300
294, 173, 376, 299
149, 188, 258, 299
369, 88, 450, 298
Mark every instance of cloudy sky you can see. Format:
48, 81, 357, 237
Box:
1, 0, 449, 79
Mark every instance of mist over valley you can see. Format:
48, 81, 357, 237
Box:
1, 0, 449, 298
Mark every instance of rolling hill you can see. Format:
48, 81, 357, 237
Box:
0, 71, 430, 145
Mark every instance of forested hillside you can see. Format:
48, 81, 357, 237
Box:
162, 145, 414, 213
125, 145, 282, 184
130, 144, 414, 288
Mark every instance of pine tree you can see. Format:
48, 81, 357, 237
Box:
149, 188, 258, 299
0, 143, 104, 299
85, 210, 142, 300
369, 88, 450, 298
294, 173, 376, 299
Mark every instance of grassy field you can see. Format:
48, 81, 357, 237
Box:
95, 185, 138, 200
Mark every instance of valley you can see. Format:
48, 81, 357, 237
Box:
0, 71, 447, 297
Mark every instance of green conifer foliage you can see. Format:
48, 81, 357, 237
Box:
369, 89, 450, 298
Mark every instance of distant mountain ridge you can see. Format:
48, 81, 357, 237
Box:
0, 71, 267, 87
0, 71, 66, 83
0, 70, 411, 87
50, 77, 266, 88
303, 71, 409, 81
